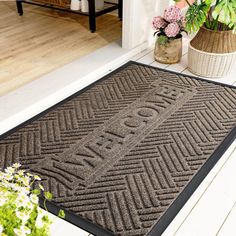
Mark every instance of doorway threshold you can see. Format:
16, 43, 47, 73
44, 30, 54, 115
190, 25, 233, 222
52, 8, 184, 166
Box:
0, 40, 147, 135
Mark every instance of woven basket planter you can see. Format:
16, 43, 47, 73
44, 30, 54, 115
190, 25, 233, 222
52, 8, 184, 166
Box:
188, 27, 236, 78
188, 45, 236, 78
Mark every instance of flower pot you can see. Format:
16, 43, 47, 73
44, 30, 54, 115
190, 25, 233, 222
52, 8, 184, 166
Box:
154, 36, 182, 64
188, 45, 236, 78
188, 27, 236, 78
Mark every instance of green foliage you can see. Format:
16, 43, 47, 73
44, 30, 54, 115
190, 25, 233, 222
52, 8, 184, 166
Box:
185, 1, 211, 33
212, 0, 236, 31
177, 0, 236, 33
58, 210, 65, 219
32, 189, 41, 195
0, 164, 65, 236
157, 35, 168, 45
44, 192, 52, 201
0, 193, 21, 236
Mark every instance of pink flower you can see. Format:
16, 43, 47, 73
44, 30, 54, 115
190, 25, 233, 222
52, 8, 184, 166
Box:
181, 16, 186, 28
164, 6, 182, 23
152, 16, 167, 30
164, 22, 180, 37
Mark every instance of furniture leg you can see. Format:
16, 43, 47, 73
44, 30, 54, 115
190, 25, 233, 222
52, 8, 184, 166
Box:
16, 0, 23, 15
88, 0, 96, 33
118, 0, 122, 20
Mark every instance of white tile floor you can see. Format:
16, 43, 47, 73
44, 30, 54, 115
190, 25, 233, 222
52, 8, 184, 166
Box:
2, 39, 236, 236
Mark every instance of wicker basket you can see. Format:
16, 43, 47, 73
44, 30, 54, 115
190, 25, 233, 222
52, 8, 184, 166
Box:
35, 0, 70, 8
188, 27, 236, 78
191, 27, 236, 53
188, 44, 236, 78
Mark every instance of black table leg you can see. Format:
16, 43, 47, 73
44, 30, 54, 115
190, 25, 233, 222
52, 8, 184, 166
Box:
118, 0, 122, 20
16, 0, 23, 15
88, 0, 96, 33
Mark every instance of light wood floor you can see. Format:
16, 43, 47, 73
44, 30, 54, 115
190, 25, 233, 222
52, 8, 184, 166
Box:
0, 2, 122, 96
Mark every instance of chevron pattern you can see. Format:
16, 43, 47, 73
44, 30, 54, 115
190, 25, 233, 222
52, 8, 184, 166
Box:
1, 63, 236, 236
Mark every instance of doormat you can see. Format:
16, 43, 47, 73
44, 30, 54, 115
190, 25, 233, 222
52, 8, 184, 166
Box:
1, 62, 236, 236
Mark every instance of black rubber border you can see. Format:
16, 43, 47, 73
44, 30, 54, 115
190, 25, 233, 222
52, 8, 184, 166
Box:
1, 61, 236, 236
148, 126, 236, 236
39, 198, 115, 236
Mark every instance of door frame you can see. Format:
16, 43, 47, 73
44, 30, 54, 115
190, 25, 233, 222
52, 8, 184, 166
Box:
122, 0, 171, 49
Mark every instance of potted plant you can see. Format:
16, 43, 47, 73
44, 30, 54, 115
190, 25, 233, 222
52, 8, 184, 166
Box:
152, 6, 186, 64
0, 163, 65, 236
174, 0, 236, 77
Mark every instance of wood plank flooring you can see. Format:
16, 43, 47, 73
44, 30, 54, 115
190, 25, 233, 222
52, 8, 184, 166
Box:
0, 1, 121, 96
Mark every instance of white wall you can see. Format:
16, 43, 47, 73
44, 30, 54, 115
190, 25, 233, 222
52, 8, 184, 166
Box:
122, 0, 172, 49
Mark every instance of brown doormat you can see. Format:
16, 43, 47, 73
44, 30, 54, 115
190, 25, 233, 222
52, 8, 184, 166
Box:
1, 62, 236, 236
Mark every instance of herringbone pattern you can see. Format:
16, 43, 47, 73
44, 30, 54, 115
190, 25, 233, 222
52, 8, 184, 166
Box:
1, 63, 236, 236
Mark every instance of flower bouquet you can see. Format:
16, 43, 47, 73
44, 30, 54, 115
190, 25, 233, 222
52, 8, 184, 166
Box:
152, 6, 186, 64
0, 164, 64, 236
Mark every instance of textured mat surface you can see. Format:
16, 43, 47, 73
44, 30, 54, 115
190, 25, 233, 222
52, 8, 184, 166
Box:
1, 62, 236, 236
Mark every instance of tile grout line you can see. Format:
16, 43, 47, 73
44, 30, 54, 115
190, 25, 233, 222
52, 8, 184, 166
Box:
133, 48, 153, 61
216, 200, 236, 236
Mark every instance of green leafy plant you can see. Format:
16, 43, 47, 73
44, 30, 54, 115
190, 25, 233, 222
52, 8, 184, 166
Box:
157, 35, 169, 45
0, 163, 65, 236
174, 0, 236, 33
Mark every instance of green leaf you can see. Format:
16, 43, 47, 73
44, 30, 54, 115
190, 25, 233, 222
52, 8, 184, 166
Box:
32, 189, 41, 195
42, 215, 50, 223
44, 192, 52, 200
157, 35, 168, 45
212, 0, 236, 29
39, 184, 44, 191
58, 209, 65, 219
205, 0, 213, 5
185, 1, 211, 33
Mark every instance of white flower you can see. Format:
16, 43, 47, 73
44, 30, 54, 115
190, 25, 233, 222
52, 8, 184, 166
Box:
21, 186, 30, 195
30, 194, 38, 204
14, 228, 26, 236
18, 170, 25, 176
25, 201, 34, 210
14, 225, 31, 236
0, 197, 6, 206
0, 224, 3, 234
16, 192, 30, 208
5, 166, 15, 174
16, 211, 30, 223
34, 175, 41, 181
35, 214, 44, 228
0, 171, 4, 180
0, 187, 8, 196
4, 173, 13, 181
13, 163, 21, 169
21, 176, 30, 186
20, 225, 31, 235
35, 208, 45, 228
26, 172, 33, 177
39, 184, 44, 191
38, 207, 43, 214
